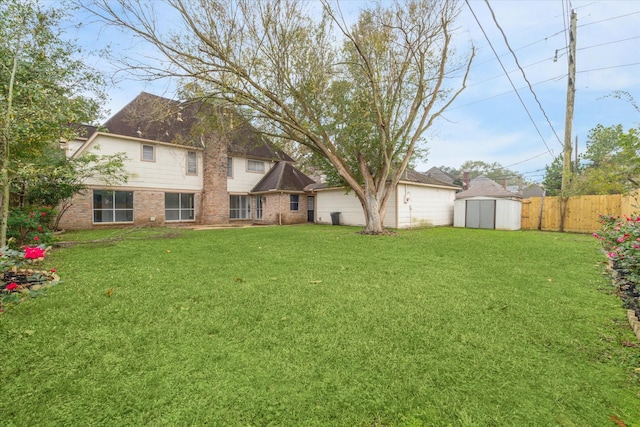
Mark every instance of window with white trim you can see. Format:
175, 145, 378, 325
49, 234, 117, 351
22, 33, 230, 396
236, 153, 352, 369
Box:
165, 193, 195, 221
186, 151, 197, 175
141, 144, 155, 161
93, 190, 134, 223
229, 195, 251, 219
247, 159, 265, 173
290, 194, 299, 211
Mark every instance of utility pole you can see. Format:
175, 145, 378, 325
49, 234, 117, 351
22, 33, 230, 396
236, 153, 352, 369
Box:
560, 9, 576, 232
561, 10, 577, 193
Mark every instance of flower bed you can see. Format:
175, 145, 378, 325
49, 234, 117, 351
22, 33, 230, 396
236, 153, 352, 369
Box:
0, 245, 59, 313
594, 214, 640, 339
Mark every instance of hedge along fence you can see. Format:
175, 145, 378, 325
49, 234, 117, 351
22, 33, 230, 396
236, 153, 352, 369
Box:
522, 192, 640, 233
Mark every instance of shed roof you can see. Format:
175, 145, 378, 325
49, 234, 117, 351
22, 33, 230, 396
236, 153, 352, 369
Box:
251, 161, 316, 193
455, 176, 521, 199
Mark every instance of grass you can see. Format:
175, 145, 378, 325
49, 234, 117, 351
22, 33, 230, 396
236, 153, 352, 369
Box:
1, 225, 639, 426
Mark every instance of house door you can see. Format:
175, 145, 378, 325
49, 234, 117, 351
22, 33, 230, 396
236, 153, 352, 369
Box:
465, 200, 496, 229
307, 196, 315, 222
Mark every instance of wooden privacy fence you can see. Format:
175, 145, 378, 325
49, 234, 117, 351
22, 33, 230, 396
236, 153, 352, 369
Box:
521, 192, 640, 233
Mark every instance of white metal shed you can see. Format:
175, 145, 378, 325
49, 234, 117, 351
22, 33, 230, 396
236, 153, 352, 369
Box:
453, 176, 522, 230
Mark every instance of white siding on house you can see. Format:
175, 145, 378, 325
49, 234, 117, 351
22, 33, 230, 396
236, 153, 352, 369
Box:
395, 183, 455, 228
315, 188, 366, 226
80, 134, 203, 191
316, 183, 455, 229
227, 157, 276, 193
65, 140, 84, 157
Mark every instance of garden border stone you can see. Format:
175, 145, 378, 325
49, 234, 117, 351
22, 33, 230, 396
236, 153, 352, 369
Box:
629, 310, 640, 341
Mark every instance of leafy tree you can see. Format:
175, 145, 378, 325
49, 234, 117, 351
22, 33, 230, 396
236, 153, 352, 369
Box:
0, 0, 105, 245
12, 144, 128, 229
84, 0, 473, 234
577, 124, 640, 194
543, 124, 640, 196
541, 155, 563, 196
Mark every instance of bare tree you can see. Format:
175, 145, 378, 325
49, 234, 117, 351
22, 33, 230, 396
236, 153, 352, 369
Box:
85, 0, 473, 233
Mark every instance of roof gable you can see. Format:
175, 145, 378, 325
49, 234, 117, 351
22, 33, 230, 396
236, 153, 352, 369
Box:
251, 161, 316, 193
424, 166, 455, 184
455, 176, 521, 199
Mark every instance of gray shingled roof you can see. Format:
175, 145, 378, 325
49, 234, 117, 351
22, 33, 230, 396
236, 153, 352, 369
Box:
455, 176, 521, 199
424, 166, 456, 184
305, 169, 459, 191
101, 92, 293, 162
251, 161, 316, 193
521, 184, 545, 198
399, 169, 459, 188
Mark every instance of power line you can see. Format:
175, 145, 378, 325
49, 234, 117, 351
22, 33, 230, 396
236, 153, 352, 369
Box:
449, 74, 566, 111
470, 29, 565, 69
465, 54, 557, 89
503, 152, 551, 169
578, 63, 640, 73
579, 10, 640, 28
484, 0, 564, 149
576, 62, 640, 73
456, 61, 640, 108
577, 35, 640, 52
465, 0, 556, 158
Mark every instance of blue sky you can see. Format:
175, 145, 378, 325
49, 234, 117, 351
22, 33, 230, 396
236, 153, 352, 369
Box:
63, 0, 640, 182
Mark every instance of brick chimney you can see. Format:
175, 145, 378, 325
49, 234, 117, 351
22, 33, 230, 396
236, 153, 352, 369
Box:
463, 171, 470, 190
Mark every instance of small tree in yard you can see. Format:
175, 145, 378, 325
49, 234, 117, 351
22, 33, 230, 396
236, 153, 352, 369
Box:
12, 144, 128, 231
84, 0, 473, 234
0, 0, 106, 246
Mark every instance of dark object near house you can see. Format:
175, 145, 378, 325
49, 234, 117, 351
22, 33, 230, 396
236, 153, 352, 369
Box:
330, 212, 341, 225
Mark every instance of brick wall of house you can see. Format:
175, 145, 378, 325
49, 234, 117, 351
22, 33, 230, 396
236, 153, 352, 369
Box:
200, 134, 230, 225
283, 193, 310, 224
57, 191, 93, 230
257, 193, 309, 225
57, 189, 202, 230
135, 190, 165, 225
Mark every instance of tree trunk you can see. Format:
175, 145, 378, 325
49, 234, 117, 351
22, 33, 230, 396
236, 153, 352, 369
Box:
358, 186, 386, 234
1, 50, 19, 247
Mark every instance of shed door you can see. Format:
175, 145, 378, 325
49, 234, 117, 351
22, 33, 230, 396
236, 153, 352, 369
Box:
465, 200, 496, 229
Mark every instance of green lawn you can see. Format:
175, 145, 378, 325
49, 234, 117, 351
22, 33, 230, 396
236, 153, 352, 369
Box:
1, 225, 639, 426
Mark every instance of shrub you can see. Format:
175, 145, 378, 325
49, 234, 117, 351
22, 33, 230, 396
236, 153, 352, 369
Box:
6, 206, 57, 248
594, 214, 640, 318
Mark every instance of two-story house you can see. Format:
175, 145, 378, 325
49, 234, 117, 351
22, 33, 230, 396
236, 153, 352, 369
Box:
58, 92, 316, 230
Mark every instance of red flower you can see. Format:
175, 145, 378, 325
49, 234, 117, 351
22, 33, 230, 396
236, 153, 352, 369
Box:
50, 268, 56, 273
33, 236, 39, 241
24, 246, 45, 259
6, 283, 19, 291
29, 212, 34, 218
41, 211, 46, 217
37, 226, 43, 232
